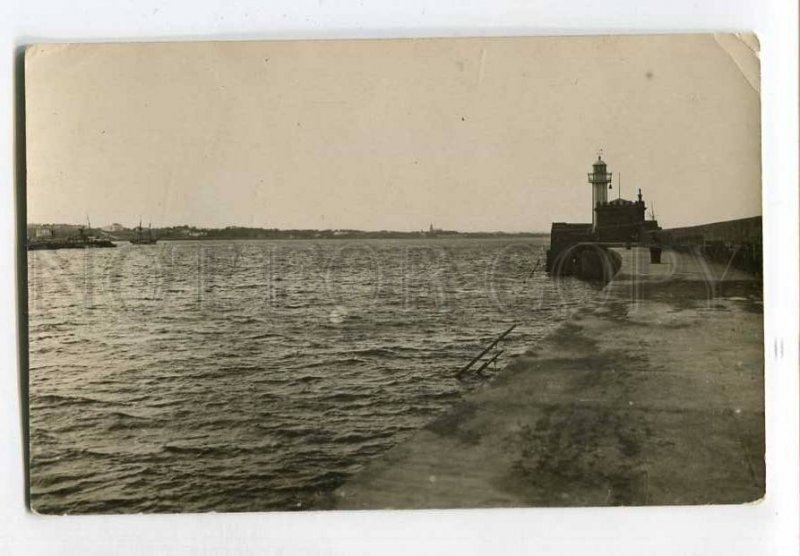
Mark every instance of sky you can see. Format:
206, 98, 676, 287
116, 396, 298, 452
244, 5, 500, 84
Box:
25, 34, 761, 232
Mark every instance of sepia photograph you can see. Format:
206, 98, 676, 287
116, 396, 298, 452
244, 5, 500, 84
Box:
23, 34, 764, 514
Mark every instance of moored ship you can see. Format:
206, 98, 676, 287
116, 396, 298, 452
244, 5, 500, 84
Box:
26, 223, 116, 251
130, 220, 158, 245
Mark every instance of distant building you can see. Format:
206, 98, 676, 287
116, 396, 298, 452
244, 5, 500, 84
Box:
427, 223, 443, 236
102, 223, 125, 232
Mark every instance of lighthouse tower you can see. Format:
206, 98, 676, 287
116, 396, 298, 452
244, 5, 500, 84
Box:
588, 155, 612, 231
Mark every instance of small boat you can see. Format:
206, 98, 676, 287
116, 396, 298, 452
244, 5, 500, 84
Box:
130, 220, 157, 245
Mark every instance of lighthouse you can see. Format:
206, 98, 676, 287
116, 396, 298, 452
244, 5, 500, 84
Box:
588, 155, 612, 230
547, 151, 662, 275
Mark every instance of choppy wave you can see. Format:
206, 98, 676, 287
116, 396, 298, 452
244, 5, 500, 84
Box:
28, 237, 594, 513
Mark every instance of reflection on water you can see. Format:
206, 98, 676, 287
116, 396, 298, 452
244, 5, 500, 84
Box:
28, 238, 595, 513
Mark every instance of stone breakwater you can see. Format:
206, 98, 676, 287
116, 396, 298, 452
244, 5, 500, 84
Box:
662, 216, 762, 276
333, 247, 764, 509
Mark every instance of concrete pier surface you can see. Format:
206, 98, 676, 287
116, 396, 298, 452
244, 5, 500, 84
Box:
333, 247, 764, 509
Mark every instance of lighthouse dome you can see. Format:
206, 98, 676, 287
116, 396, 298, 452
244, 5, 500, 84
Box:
593, 156, 606, 167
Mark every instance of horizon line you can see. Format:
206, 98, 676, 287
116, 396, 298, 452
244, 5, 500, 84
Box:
26, 222, 551, 235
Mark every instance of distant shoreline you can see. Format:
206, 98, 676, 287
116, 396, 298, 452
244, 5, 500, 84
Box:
26, 223, 548, 242
153, 233, 549, 241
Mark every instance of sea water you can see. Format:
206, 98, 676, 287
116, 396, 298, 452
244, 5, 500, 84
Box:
27, 237, 596, 513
